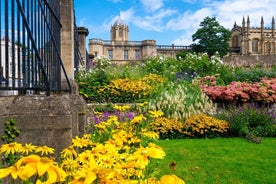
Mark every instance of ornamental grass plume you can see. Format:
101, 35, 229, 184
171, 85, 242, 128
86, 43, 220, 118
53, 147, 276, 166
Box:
146, 82, 216, 120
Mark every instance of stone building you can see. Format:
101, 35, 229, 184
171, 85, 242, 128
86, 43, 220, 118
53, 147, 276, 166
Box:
229, 16, 276, 55
88, 14, 190, 62
0, 36, 22, 95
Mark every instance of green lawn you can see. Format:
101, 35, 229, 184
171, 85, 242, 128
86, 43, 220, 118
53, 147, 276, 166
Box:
153, 138, 276, 184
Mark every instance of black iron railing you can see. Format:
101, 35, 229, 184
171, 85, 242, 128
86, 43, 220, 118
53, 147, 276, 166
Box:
0, 0, 71, 96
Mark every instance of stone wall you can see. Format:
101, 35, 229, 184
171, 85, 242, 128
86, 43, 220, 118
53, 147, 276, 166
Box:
0, 94, 86, 158
223, 55, 276, 67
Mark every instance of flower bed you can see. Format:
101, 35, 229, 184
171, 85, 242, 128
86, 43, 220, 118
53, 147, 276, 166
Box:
200, 76, 276, 104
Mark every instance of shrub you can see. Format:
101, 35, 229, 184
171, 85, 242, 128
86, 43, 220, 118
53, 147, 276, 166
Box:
141, 55, 179, 80
183, 114, 229, 138
216, 103, 276, 137
97, 74, 166, 103
145, 82, 217, 120
150, 117, 185, 139
176, 52, 224, 80
200, 76, 276, 104
75, 66, 110, 102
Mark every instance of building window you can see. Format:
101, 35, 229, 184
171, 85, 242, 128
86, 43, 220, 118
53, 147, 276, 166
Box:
124, 50, 128, 60
232, 36, 239, 47
135, 50, 140, 60
252, 39, 258, 53
271, 42, 275, 54
108, 50, 113, 60
265, 42, 270, 54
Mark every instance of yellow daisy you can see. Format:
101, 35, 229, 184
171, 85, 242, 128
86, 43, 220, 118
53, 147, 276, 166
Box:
159, 175, 185, 184
0, 142, 23, 155
16, 155, 66, 182
21, 143, 37, 155
72, 136, 91, 148
60, 145, 78, 159
35, 146, 55, 155
148, 110, 164, 118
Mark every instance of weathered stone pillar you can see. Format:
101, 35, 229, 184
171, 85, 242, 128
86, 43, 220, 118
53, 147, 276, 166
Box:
0, 95, 87, 158
77, 27, 89, 67
60, 0, 75, 80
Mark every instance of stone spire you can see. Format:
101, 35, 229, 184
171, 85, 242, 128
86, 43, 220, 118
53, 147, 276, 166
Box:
246, 16, 250, 34
247, 16, 250, 27
272, 16, 275, 37
261, 16, 264, 37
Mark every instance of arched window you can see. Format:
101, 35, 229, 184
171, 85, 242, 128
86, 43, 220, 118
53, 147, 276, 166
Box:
231, 36, 239, 47
252, 39, 258, 53
265, 42, 270, 54
271, 42, 275, 54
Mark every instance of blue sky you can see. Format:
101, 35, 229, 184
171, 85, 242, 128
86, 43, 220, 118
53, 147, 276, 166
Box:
74, 0, 276, 46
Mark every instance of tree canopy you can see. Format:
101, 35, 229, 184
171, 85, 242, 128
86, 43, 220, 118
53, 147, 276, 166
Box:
191, 16, 231, 57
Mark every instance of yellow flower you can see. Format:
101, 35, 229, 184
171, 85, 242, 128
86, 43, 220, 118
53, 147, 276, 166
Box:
0, 142, 23, 155
35, 146, 55, 155
77, 150, 93, 164
0, 165, 21, 180
127, 144, 165, 169
142, 131, 159, 139
114, 105, 131, 111
146, 143, 166, 159
148, 110, 164, 118
16, 155, 66, 182
72, 136, 91, 148
61, 145, 78, 159
21, 143, 37, 155
61, 158, 79, 173
130, 114, 146, 125
71, 157, 98, 184
159, 175, 185, 184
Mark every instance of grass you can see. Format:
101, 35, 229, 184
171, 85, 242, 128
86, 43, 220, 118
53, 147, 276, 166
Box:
153, 138, 276, 184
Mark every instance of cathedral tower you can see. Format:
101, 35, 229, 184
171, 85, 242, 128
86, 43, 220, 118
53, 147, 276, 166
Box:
110, 13, 129, 42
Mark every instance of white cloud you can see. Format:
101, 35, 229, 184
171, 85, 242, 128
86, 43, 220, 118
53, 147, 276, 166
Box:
140, 0, 164, 12
133, 9, 178, 31
86, 0, 275, 45
166, 8, 213, 31
169, 0, 276, 45
172, 32, 194, 45
211, 0, 276, 28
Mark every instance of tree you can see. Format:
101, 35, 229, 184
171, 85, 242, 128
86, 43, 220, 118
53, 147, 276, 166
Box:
191, 16, 231, 57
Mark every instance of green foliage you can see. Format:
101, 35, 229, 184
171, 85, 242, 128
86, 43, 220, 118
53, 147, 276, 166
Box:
1, 118, 21, 168
215, 65, 276, 85
216, 103, 276, 137
175, 52, 224, 81
191, 16, 231, 57
232, 67, 276, 83
140, 55, 180, 81
175, 50, 190, 60
76, 70, 110, 102
1, 118, 20, 143
145, 82, 217, 121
